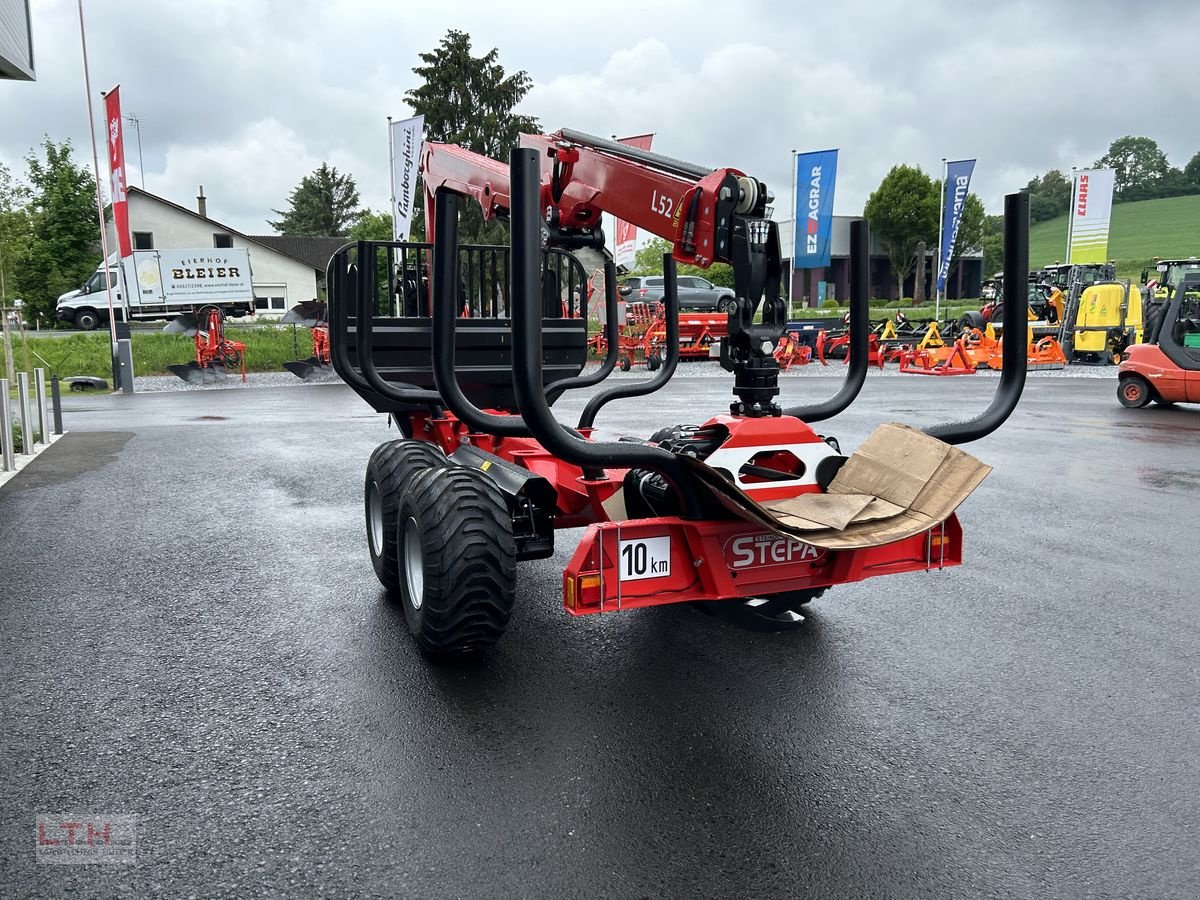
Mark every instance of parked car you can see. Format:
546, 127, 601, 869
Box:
618, 275, 737, 313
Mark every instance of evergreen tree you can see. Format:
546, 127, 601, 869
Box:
404, 30, 539, 244
270, 163, 362, 236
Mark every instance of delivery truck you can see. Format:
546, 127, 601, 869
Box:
56, 248, 256, 330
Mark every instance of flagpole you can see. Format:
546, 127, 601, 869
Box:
936, 157, 946, 320
387, 116, 398, 242
1065, 167, 1078, 265
77, 0, 119, 353
789, 149, 797, 317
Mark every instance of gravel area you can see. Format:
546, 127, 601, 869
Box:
129, 358, 1117, 393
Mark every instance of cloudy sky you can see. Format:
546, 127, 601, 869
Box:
2, 0, 1198, 236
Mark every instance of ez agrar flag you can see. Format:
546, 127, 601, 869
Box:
794, 149, 838, 268
104, 86, 132, 258
613, 134, 654, 268
390, 115, 424, 242
1067, 168, 1115, 264
937, 158, 977, 292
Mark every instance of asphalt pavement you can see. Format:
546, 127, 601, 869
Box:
1, 372, 1198, 897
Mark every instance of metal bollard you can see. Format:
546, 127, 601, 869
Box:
16, 371, 31, 455
1, 378, 13, 471
50, 374, 63, 435
34, 368, 48, 447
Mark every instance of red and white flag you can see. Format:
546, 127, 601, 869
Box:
613, 134, 654, 268
104, 86, 132, 258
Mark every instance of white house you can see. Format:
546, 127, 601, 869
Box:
0, 0, 35, 81
105, 187, 342, 316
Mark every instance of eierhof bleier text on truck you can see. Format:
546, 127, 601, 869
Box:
56, 248, 256, 330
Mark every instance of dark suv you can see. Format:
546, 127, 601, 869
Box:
618, 275, 737, 313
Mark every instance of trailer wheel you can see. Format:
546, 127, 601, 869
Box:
1117, 376, 1152, 409
396, 466, 516, 655
647, 351, 662, 371
364, 440, 446, 591
694, 588, 827, 632
618, 356, 631, 372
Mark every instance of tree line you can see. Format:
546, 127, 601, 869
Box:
1024, 136, 1200, 224
0, 30, 530, 330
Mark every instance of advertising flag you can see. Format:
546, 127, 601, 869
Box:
1067, 168, 1115, 264
613, 134, 654, 268
104, 86, 132, 258
936, 158, 977, 292
794, 149, 838, 268
390, 115, 425, 242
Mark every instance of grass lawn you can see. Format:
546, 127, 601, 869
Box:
1029, 194, 1200, 277
0, 325, 320, 382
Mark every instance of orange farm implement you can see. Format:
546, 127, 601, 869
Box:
164, 306, 247, 384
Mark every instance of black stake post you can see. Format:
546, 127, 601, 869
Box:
50, 374, 63, 435
923, 192, 1029, 444
429, 190, 531, 437
784, 219, 871, 423
508, 148, 703, 516
544, 258, 620, 399
577, 254, 681, 430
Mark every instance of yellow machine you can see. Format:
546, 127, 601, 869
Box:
1067, 281, 1143, 364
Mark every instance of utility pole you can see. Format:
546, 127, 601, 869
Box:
124, 112, 144, 188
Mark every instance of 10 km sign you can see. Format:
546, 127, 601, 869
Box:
618, 536, 671, 581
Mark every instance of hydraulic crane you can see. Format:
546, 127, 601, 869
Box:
422, 130, 787, 416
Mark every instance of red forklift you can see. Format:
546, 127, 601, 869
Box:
1117, 273, 1200, 407
327, 132, 1031, 655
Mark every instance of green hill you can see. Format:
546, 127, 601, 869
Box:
1028, 194, 1200, 276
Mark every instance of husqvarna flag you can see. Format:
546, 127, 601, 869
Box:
794, 149, 838, 268
936, 158, 976, 292
390, 115, 424, 241
1067, 168, 1115, 264
104, 86, 132, 258
613, 134, 654, 268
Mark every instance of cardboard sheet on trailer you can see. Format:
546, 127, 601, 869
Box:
681, 423, 991, 550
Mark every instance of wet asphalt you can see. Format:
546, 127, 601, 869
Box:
1, 372, 1198, 898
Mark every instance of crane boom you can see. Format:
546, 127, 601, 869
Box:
420, 128, 788, 416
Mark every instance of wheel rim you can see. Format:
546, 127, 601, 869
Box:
1123, 383, 1141, 402
367, 480, 383, 555
403, 516, 424, 608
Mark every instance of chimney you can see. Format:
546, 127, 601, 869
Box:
197, 185, 207, 218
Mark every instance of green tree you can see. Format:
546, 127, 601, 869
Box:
0, 161, 31, 382
13, 139, 101, 327
1095, 135, 1172, 201
864, 164, 939, 301
1184, 151, 1200, 190
405, 29, 538, 244
0, 161, 31, 303
349, 209, 394, 241
270, 163, 362, 236
629, 236, 734, 289
980, 214, 1004, 279
1023, 169, 1071, 223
